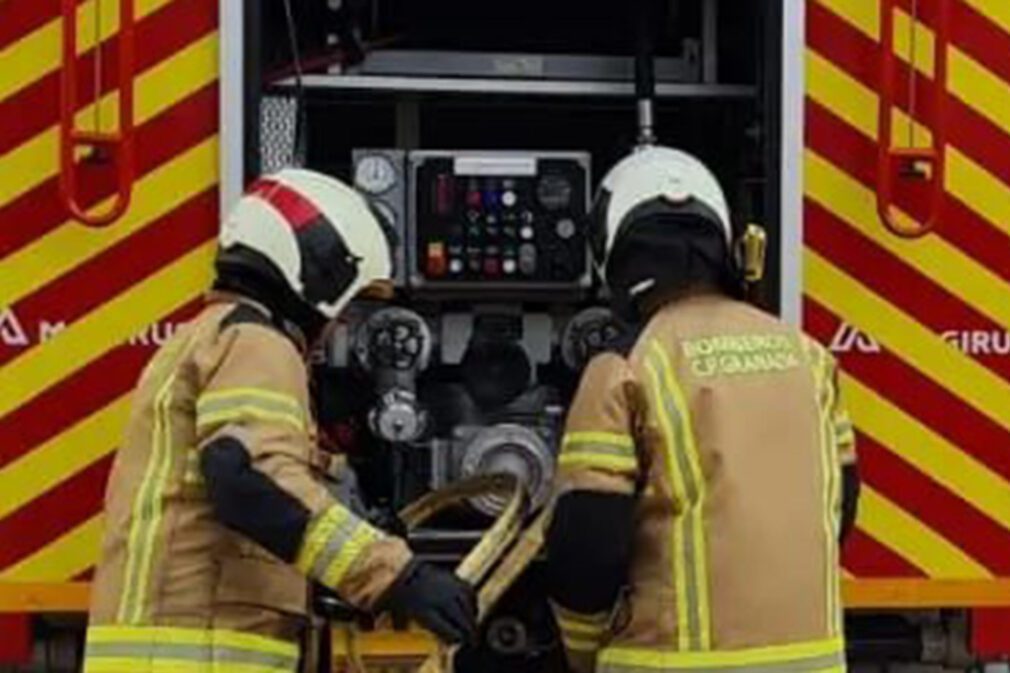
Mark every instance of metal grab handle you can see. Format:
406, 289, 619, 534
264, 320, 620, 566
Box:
60, 0, 135, 227
876, 0, 950, 238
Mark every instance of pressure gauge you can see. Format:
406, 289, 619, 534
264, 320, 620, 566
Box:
354, 155, 397, 195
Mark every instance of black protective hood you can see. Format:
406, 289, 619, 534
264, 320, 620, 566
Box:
604, 199, 740, 321
213, 244, 328, 347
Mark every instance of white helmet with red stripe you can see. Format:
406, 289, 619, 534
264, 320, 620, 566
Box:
219, 169, 394, 321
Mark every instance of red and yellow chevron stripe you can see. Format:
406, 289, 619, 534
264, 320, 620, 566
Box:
0, 0, 218, 600
805, 0, 1010, 604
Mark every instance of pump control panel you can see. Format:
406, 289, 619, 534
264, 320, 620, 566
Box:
410, 151, 591, 291
353, 150, 591, 293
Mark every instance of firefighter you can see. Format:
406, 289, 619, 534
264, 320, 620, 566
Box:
545, 147, 860, 673
84, 170, 476, 673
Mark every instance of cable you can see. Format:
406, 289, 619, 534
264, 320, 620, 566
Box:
281, 0, 308, 167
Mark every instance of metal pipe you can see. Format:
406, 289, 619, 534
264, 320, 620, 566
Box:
634, 0, 658, 146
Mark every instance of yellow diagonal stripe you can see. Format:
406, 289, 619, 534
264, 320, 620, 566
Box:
813, 0, 877, 39
893, 8, 934, 78
0, 137, 217, 306
0, 33, 218, 209
960, 0, 1010, 37
0, 0, 173, 104
805, 150, 1010, 331
843, 373, 1010, 533
949, 48, 1010, 144
1, 515, 105, 581
946, 146, 1010, 238
0, 241, 214, 420
807, 49, 933, 148
804, 248, 1010, 434
0, 394, 130, 520
811, 3, 1010, 243
858, 486, 990, 579
806, 49, 878, 139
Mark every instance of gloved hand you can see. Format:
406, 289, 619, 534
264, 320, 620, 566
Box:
379, 560, 477, 645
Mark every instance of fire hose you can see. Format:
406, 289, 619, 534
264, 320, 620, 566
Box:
340, 474, 554, 673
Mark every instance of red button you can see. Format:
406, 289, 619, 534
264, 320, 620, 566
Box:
427, 243, 447, 277
483, 258, 501, 276
466, 190, 482, 209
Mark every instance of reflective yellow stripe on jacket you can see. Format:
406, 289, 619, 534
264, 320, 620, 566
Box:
802, 340, 844, 637
296, 504, 381, 589
84, 625, 299, 673
551, 602, 612, 653
598, 636, 845, 673
644, 341, 712, 651
118, 370, 178, 625
196, 388, 307, 433
559, 431, 639, 476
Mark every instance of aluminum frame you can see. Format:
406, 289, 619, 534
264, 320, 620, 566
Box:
778, 0, 805, 325
219, 0, 245, 216
347, 49, 702, 83
289, 74, 754, 98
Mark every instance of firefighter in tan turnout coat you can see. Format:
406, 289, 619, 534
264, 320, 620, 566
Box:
545, 148, 861, 673
85, 170, 476, 673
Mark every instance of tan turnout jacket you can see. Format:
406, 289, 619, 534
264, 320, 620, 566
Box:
85, 298, 411, 673
553, 295, 856, 673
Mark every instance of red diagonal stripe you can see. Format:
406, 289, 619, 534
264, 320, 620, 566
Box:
805, 195, 1010, 384
0, 188, 218, 367
0, 0, 216, 156
810, 0, 1010, 193
0, 454, 111, 571
249, 178, 323, 231
858, 431, 1010, 574
74, 568, 95, 581
846, 0, 1010, 81
0, 82, 218, 260
0, 0, 80, 54
803, 297, 1010, 482
888, 0, 1010, 94
807, 3, 1010, 282
947, 3, 1010, 101
843, 528, 926, 578
806, 98, 1010, 284
0, 299, 204, 471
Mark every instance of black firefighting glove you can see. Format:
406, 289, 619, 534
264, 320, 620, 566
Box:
379, 560, 478, 645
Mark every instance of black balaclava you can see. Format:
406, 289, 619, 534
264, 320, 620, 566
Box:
214, 244, 329, 347
605, 201, 740, 322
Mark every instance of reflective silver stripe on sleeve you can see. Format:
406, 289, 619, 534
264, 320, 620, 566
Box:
85, 642, 299, 671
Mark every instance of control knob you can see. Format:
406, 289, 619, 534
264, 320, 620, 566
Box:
369, 389, 428, 443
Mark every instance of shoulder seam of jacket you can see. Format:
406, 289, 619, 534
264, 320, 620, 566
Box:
219, 304, 301, 351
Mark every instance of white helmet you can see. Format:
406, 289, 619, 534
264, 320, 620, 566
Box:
593, 146, 731, 263
218, 169, 394, 321
589, 147, 735, 315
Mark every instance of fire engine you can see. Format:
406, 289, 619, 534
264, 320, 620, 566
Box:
1, 0, 1009, 670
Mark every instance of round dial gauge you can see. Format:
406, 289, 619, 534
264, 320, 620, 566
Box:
354, 155, 397, 195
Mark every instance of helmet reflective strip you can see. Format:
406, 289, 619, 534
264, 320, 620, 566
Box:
248, 178, 323, 231
247, 177, 360, 307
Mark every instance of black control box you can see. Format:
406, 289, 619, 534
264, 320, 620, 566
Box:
407, 151, 591, 292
